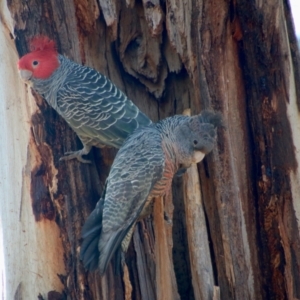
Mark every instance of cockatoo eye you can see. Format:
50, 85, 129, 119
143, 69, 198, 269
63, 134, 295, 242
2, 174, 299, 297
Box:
32, 60, 39, 66
193, 140, 198, 145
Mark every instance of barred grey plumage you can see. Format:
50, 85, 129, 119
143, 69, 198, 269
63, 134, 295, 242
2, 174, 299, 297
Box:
34, 56, 151, 161
80, 110, 223, 275
18, 37, 152, 163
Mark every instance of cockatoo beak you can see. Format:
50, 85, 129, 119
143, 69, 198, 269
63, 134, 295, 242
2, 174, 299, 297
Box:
19, 69, 33, 81
193, 151, 205, 163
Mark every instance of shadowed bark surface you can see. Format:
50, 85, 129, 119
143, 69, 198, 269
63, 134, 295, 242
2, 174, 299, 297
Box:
1, 0, 300, 299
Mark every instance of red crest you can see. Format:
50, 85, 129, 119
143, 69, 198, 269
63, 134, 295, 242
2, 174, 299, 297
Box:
29, 36, 57, 52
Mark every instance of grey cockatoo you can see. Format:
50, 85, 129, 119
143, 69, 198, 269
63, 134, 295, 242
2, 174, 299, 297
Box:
80, 110, 223, 275
17, 36, 152, 163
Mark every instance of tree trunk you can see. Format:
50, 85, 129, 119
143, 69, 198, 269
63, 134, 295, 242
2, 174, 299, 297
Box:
1, 0, 300, 299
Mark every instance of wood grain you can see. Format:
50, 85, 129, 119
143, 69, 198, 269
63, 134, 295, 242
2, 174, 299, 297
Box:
1, 0, 300, 299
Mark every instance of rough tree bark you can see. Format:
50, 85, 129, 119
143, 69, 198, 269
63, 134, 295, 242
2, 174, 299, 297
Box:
0, 0, 300, 299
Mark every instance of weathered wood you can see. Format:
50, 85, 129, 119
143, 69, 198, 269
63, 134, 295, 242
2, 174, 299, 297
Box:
165, 0, 195, 74
141, 0, 164, 37
183, 164, 215, 300
133, 225, 156, 300
1, 0, 300, 299
182, 108, 215, 300
123, 264, 133, 300
98, 0, 118, 39
0, 3, 66, 299
236, 1, 300, 298
213, 286, 220, 300
153, 196, 180, 300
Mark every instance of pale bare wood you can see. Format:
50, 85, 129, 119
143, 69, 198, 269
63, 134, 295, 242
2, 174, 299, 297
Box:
165, 0, 195, 75
183, 164, 215, 300
153, 197, 180, 300
0, 4, 65, 299
2, 0, 300, 299
164, 190, 181, 300
98, 0, 118, 39
182, 108, 215, 299
213, 286, 220, 300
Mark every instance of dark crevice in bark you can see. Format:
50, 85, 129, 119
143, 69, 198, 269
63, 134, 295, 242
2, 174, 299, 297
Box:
237, 1, 300, 299
171, 176, 195, 300
201, 184, 219, 287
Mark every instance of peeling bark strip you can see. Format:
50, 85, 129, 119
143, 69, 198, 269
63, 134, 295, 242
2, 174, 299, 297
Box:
153, 196, 180, 300
237, 0, 300, 298
117, 0, 168, 98
142, 0, 164, 36
165, 0, 195, 74
74, 0, 100, 35
183, 164, 215, 300
30, 164, 55, 221
99, 0, 117, 26
2, 0, 300, 299
123, 264, 133, 300
30, 110, 59, 222
132, 221, 156, 300
98, 0, 118, 39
